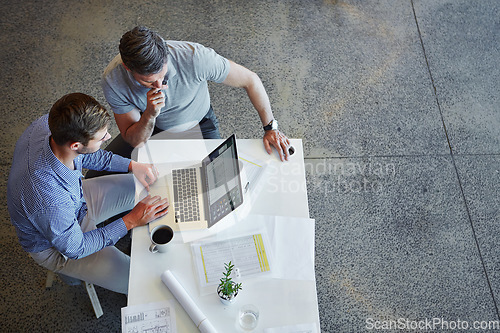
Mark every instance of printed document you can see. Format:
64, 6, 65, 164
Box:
121, 300, 176, 333
191, 233, 272, 288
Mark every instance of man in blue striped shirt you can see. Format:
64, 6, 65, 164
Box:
7, 93, 169, 294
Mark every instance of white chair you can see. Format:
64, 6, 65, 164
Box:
45, 271, 103, 318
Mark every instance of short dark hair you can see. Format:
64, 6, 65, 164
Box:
48, 93, 110, 146
119, 26, 169, 75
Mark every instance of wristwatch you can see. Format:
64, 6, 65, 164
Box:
263, 119, 278, 131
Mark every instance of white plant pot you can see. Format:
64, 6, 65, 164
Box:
217, 284, 239, 305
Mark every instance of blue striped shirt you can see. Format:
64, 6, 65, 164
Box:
7, 115, 131, 259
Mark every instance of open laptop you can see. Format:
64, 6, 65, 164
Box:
147, 135, 244, 232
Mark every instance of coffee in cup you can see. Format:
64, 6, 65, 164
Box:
149, 225, 174, 253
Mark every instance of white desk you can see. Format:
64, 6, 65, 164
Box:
128, 139, 320, 332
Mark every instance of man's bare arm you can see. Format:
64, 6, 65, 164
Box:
222, 60, 274, 126
222, 60, 291, 161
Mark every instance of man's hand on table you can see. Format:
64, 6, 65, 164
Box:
263, 129, 292, 162
129, 161, 159, 191
123, 195, 170, 230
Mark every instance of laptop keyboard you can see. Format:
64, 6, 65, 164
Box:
172, 168, 201, 223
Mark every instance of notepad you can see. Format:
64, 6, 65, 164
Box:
238, 152, 267, 194
191, 233, 273, 288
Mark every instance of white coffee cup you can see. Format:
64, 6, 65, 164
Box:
149, 225, 174, 253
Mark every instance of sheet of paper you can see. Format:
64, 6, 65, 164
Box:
264, 322, 319, 333
191, 233, 273, 287
206, 215, 316, 282
121, 300, 176, 333
269, 216, 316, 281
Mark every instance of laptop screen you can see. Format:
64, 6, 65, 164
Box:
202, 135, 243, 227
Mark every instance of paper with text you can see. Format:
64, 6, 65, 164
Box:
192, 233, 272, 288
121, 300, 176, 333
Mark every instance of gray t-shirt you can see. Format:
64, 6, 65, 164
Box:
102, 41, 230, 133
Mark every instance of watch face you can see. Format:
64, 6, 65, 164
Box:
271, 120, 278, 130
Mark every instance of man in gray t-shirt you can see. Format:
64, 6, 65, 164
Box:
100, 26, 292, 162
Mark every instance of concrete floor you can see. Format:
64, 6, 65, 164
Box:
1, 0, 499, 332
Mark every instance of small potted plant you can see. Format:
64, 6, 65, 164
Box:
217, 261, 242, 305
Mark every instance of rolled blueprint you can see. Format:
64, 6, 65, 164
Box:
161, 270, 217, 333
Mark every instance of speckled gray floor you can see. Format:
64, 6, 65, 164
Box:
1, 0, 499, 332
